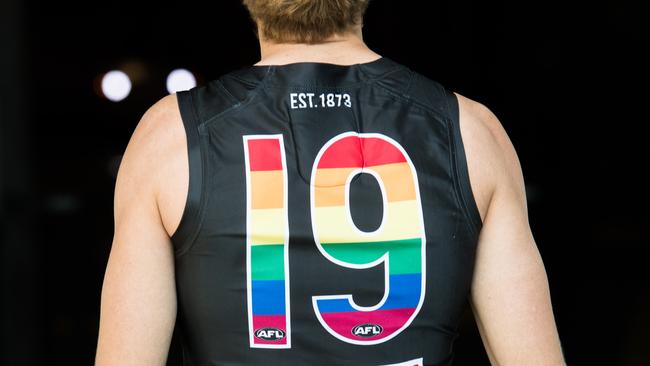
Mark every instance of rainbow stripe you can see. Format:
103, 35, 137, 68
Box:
243, 135, 290, 348
311, 132, 426, 345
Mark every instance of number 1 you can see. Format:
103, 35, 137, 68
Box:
243, 135, 291, 348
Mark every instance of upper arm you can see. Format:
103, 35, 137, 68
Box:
457, 94, 565, 365
95, 94, 186, 365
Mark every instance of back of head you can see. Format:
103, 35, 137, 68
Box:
242, 0, 370, 44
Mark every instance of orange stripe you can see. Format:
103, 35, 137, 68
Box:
314, 162, 416, 207
313, 167, 357, 187
314, 185, 346, 207
251, 170, 284, 209
370, 162, 417, 202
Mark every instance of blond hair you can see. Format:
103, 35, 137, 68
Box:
242, 0, 370, 44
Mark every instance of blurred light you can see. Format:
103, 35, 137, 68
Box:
166, 68, 196, 93
101, 70, 132, 102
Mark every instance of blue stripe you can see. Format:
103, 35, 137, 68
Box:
316, 273, 422, 313
252, 279, 286, 315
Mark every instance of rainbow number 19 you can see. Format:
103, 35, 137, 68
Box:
243, 132, 426, 348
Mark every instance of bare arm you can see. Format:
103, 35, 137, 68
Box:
457, 94, 565, 365
95, 94, 186, 365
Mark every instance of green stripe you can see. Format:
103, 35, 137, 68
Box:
251, 245, 285, 280
321, 238, 421, 275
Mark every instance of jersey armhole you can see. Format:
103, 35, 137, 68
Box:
170, 89, 205, 256
444, 89, 484, 235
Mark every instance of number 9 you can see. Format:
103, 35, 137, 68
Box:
310, 132, 426, 345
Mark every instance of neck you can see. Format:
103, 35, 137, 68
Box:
255, 26, 381, 66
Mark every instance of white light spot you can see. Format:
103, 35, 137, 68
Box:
166, 68, 197, 93
101, 70, 132, 102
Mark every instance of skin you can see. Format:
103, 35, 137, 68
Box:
95, 21, 565, 366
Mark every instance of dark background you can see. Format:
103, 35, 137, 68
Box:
1, 0, 648, 365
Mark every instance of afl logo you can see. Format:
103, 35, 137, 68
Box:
254, 328, 286, 341
352, 323, 383, 338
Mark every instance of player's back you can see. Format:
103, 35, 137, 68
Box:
171, 56, 482, 366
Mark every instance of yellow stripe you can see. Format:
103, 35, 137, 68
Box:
250, 170, 284, 209
314, 162, 416, 207
313, 200, 422, 244
250, 207, 287, 245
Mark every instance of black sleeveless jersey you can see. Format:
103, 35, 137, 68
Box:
171, 57, 483, 366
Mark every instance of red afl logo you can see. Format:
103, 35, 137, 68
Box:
254, 328, 286, 341
352, 324, 383, 338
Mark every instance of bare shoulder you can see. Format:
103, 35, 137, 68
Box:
115, 93, 187, 236
454, 93, 526, 222
98, 94, 182, 365
457, 94, 564, 365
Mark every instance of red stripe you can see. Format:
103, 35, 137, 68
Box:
318, 135, 363, 168
318, 135, 406, 169
361, 137, 407, 166
248, 138, 283, 171
320, 307, 415, 341
252, 315, 287, 345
